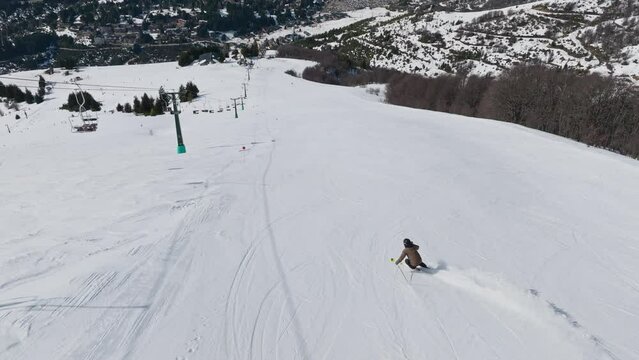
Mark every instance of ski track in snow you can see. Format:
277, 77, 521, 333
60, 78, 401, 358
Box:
401, 265, 618, 360
260, 123, 310, 360
1, 59, 638, 359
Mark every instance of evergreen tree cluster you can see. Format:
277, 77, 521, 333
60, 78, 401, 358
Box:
0, 78, 46, 104
0, 32, 58, 61
116, 93, 165, 116
56, 56, 79, 70
61, 91, 101, 112
241, 41, 260, 58
179, 82, 199, 102
0, 82, 27, 103
116, 81, 199, 116
177, 46, 227, 67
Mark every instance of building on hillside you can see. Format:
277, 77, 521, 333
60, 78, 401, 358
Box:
198, 53, 215, 65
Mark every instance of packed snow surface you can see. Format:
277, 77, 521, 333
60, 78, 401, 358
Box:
1, 59, 638, 360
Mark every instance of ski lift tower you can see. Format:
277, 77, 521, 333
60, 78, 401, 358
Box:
160, 87, 186, 154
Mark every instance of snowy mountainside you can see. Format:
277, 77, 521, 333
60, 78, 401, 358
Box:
295, 0, 639, 80
1, 59, 639, 359
324, 0, 395, 12
438, 0, 538, 11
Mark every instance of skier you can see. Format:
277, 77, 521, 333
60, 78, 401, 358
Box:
395, 238, 430, 270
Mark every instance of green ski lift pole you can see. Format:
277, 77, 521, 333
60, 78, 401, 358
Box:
161, 87, 186, 154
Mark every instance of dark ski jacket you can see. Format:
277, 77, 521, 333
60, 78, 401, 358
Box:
395, 245, 423, 267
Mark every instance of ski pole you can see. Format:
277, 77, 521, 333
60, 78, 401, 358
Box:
390, 258, 409, 283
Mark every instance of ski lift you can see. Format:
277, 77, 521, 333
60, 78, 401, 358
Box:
160, 87, 181, 115
69, 82, 98, 133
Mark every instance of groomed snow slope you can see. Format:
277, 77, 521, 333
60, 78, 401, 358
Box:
1, 59, 638, 360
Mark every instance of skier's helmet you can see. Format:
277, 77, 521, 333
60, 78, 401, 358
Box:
403, 238, 413, 247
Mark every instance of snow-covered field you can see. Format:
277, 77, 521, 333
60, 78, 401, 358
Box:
1, 59, 639, 360
263, 7, 399, 41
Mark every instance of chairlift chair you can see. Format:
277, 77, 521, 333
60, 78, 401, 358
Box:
69, 84, 98, 133
160, 87, 182, 115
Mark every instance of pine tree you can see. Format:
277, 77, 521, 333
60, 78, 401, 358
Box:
25, 89, 35, 104
11, 86, 26, 103
179, 82, 200, 102
133, 96, 141, 114
84, 92, 101, 111
152, 98, 165, 115
61, 91, 101, 111
141, 93, 154, 115
35, 94, 44, 104
178, 52, 193, 67
25, 89, 34, 104
242, 41, 259, 58
186, 81, 199, 97
38, 75, 46, 92
178, 85, 188, 102
116, 103, 124, 112
124, 102, 133, 113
